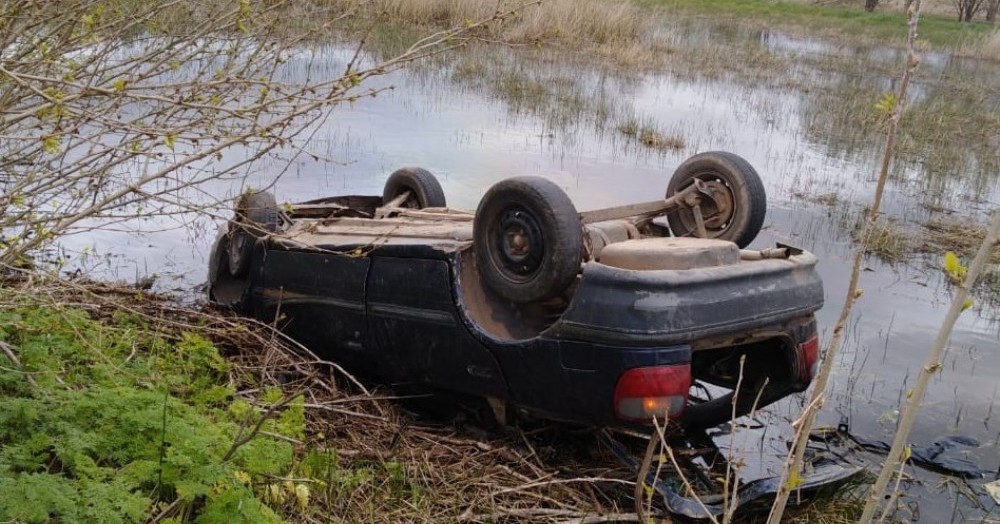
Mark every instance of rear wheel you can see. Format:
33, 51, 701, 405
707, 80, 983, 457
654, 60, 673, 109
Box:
474, 177, 582, 304
382, 167, 446, 209
666, 152, 766, 248
228, 191, 279, 278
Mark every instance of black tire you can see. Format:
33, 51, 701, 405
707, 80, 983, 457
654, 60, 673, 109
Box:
382, 167, 446, 209
474, 176, 582, 304
665, 151, 766, 248
228, 191, 279, 278
208, 229, 250, 309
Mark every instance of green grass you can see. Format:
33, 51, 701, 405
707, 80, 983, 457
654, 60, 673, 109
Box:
644, 0, 996, 47
0, 284, 444, 523
0, 295, 301, 523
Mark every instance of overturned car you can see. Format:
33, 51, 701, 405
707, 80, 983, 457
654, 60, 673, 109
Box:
208, 151, 824, 431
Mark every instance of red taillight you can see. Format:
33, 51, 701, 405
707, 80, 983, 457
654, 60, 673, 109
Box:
799, 336, 820, 382
614, 364, 691, 422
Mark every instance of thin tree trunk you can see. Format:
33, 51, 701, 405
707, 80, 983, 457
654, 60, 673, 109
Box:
958, 0, 987, 21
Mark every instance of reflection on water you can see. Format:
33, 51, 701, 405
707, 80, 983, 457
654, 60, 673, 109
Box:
61, 22, 999, 522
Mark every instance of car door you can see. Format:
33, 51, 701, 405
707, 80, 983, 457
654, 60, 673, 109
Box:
366, 256, 507, 398
257, 249, 374, 375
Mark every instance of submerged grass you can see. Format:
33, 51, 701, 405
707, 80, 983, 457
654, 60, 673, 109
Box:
617, 116, 686, 151
801, 80, 1000, 192
920, 217, 1000, 263
853, 216, 912, 264
446, 47, 633, 133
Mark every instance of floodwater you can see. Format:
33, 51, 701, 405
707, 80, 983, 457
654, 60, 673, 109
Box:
61, 23, 1000, 522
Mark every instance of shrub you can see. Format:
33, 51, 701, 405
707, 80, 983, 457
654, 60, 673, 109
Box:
0, 302, 294, 523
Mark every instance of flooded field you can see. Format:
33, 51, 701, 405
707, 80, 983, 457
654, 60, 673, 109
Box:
59, 18, 1000, 522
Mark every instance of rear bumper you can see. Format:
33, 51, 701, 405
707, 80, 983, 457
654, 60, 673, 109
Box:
548, 253, 823, 346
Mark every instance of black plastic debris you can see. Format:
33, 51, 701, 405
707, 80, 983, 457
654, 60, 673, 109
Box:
600, 429, 863, 521
810, 418, 990, 480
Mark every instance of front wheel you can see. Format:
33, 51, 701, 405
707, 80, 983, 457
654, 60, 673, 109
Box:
382, 167, 446, 209
474, 177, 582, 304
228, 191, 279, 278
665, 152, 766, 248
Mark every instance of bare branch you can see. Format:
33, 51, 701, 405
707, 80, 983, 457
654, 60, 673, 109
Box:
0, 0, 525, 267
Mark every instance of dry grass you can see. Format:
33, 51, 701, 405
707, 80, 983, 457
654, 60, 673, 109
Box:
853, 216, 911, 263
370, 0, 646, 46
639, 128, 685, 150
593, 39, 674, 67
919, 217, 1000, 314
956, 28, 1000, 59
617, 117, 686, 151
505, 0, 645, 45
982, 29, 1000, 55
867, 221, 911, 263
371, 0, 496, 26
792, 190, 841, 207
743, 482, 868, 524
920, 217, 1000, 263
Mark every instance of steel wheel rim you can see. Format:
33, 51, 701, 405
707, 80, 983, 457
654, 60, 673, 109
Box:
490, 206, 544, 283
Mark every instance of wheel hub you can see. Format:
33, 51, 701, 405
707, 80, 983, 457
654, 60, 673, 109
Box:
699, 179, 735, 229
494, 208, 543, 279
